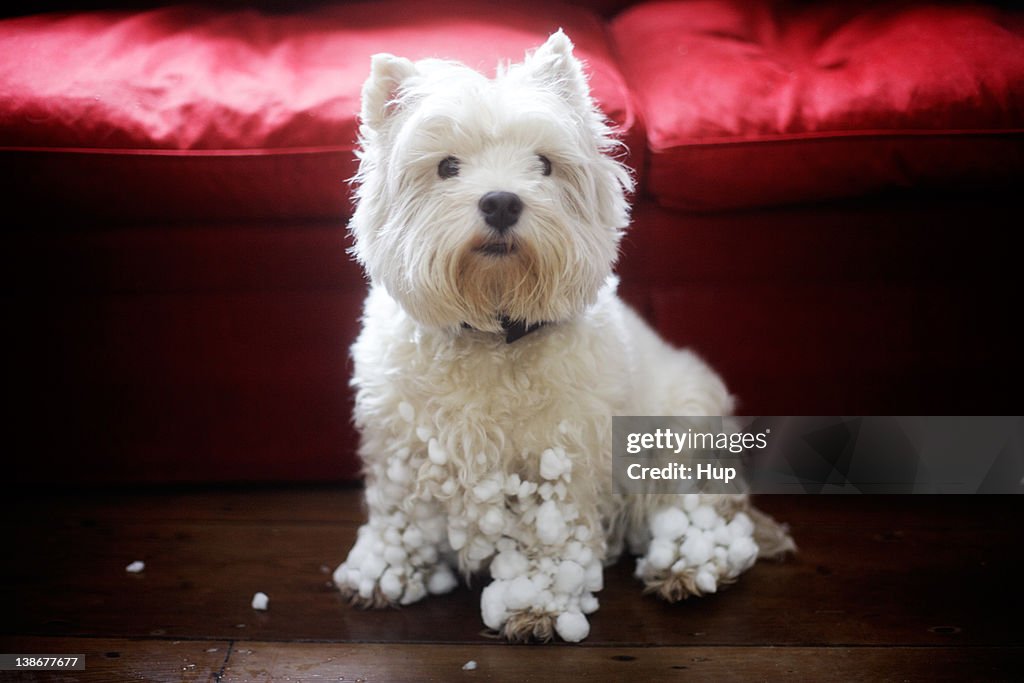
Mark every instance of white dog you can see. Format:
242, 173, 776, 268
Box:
334, 30, 793, 642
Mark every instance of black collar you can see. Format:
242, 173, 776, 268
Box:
462, 316, 547, 344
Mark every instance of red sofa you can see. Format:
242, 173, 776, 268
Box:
3, 0, 1021, 484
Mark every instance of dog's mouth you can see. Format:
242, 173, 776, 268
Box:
475, 239, 517, 257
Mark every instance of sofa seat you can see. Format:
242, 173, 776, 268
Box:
614, 1, 1024, 210
5, 0, 1021, 218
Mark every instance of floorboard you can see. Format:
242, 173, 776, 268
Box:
2, 488, 1021, 681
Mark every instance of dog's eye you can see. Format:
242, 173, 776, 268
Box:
538, 155, 552, 176
438, 156, 460, 179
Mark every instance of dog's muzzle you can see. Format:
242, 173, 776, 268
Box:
478, 191, 523, 234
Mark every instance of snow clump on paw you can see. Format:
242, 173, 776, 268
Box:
638, 502, 759, 596
555, 611, 590, 642
477, 484, 601, 640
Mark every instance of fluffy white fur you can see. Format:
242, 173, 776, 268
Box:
335, 30, 793, 643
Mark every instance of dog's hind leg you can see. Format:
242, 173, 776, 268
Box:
621, 330, 793, 600
625, 493, 792, 602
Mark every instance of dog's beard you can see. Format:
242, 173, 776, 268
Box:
387, 218, 609, 334
455, 235, 547, 331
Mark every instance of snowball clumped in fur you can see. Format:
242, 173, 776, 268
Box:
634, 497, 758, 595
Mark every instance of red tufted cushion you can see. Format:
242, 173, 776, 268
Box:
613, 1, 1024, 210
0, 1, 639, 221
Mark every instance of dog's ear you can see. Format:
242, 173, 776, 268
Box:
525, 29, 592, 108
361, 53, 418, 130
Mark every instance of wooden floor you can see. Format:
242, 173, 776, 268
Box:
1, 487, 1021, 682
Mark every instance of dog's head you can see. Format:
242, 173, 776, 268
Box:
349, 31, 633, 333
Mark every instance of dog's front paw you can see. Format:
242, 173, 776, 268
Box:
636, 499, 758, 602
481, 579, 597, 643
335, 520, 457, 608
501, 610, 592, 644
480, 554, 602, 642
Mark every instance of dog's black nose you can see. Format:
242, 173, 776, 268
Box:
478, 191, 523, 233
